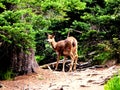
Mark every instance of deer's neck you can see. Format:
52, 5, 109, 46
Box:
50, 39, 57, 50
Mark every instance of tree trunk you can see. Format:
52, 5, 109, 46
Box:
11, 48, 39, 75
0, 42, 39, 79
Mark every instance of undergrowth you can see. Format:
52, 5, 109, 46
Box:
104, 74, 120, 90
0, 69, 14, 80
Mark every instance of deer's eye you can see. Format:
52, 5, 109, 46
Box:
49, 35, 53, 38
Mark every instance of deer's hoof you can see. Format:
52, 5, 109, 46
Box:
55, 68, 57, 71
68, 70, 72, 72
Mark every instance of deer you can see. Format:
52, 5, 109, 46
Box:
47, 34, 78, 72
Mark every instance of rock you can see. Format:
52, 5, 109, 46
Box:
60, 87, 64, 90
0, 84, 4, 88
87, 80, 95, 83
49, 83, 56, 87
86, 74, 90, 76
100, 76, 112, 85
104, 60, 117, 67
107, 65, 116, 71
80, 85, 90, 87
61, 85, 69, 87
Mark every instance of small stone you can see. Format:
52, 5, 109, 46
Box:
91, 73, 99, 76
87, 80, 95, 83
60, 87, 64, 90
80, 85, 90, 87
86, 74, 90, 76
0, 84, 3, 88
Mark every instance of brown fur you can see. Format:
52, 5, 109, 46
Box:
47, 34, 78, 72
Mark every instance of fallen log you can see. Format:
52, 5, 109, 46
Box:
40, 59, 72, 71
40, 59, 107, 71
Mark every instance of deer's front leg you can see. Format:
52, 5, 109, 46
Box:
55, 54, 60, 71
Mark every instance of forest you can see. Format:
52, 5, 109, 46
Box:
0, 0, 120, 89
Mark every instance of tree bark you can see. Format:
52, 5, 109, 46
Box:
0, 42, 39, 79
11, 48, 39, 75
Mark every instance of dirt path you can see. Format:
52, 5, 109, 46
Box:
0, 65, 119, 90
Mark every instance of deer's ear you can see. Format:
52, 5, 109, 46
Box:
52, 32, 56, 37
52, 34, 55, 38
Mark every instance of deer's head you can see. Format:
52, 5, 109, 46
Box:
47, 34, 55, 43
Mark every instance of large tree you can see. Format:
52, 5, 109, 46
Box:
0, 0, 39, 79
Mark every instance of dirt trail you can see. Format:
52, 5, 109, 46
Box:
0, 65, 120, 90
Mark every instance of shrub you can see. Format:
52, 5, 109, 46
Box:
104, 75, 120, 90
35, 55, 45, 63
92, 41, 112, 64
93, 51, 111, 65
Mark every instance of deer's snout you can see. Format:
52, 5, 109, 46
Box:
46, 39, 52, 43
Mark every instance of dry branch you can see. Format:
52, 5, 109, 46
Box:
40, 59, 71, 69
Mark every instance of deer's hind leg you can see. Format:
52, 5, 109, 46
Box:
62, 56, 67, 72
69, 52, 75, 72
73, 54, 78, 71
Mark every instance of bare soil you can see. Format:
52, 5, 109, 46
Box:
0, 65, 120, 90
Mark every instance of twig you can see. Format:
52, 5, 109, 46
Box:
67, 29, 82, 37
47, 65, 52, 71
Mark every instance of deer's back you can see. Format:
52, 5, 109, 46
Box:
67, 36, 77, 47
55, 40, 72, 56
55, 37, 77, 56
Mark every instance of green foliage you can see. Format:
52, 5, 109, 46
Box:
35, 55, 45, 63
110, 38, 120, 62
0, 69, 14, 80
5, 0, 20, 4
0, 2, 5, 9
97, 43, 108, 50
104, 74, 120, 90
91, 41, 111, 64
40, 0, 86, 13
0, 0, 120, 69
0, 9, 36, 50
93, 51, 111, 64
72, 20, 90, 31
